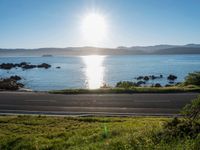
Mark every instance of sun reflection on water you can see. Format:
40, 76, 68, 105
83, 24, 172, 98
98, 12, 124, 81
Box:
82, 55, 105, 89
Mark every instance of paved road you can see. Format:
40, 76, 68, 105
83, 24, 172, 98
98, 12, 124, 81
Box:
0, 92, 198, 116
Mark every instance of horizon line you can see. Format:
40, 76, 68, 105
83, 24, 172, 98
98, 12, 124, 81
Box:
0, 43, 200, 50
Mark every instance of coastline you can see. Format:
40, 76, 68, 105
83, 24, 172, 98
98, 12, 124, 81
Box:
1, 85, 200, 94
49, 87, 200, 94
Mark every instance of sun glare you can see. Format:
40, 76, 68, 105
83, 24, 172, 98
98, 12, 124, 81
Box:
82, 55, 105, 89
81, 13, 107, 44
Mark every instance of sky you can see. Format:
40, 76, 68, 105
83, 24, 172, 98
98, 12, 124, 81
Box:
0, 0, 200, 48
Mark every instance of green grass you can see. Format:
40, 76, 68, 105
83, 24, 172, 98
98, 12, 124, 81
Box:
0, 115, 199, 150
49, 86, 200, 94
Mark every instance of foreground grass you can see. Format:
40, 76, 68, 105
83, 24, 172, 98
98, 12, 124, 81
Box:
49, 86, 200, 94
0, 116, 199, 150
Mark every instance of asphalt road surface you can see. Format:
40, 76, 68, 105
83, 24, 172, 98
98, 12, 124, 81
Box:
0, 92, 199, 116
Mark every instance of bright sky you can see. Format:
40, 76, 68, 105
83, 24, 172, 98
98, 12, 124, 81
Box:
0, 0, 200, 48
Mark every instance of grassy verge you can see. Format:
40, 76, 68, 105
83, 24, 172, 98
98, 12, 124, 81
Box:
0, 115, 199, 149
49, 86, 200, 94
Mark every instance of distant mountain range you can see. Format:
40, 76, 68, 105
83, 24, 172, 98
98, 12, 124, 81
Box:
1, 44, 200, 56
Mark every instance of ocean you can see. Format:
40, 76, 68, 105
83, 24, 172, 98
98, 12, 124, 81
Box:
0, 55, 200, 91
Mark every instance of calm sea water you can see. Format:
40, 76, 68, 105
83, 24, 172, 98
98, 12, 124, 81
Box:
0, 55, 200, 91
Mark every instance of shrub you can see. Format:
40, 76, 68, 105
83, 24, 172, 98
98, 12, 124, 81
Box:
185, 71, 200, 86
181, 95, 200, 121
161, 118, 200, 139
157, 96, 200, 140
115, 81, 138, 88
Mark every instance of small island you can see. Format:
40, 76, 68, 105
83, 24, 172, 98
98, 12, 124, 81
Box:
42, 54, 53, 57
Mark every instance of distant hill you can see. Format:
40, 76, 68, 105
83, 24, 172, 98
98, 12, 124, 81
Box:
0, 44, 200, 56
154, 47, 200, 54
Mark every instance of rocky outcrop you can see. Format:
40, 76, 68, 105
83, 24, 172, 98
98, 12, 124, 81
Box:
37, 63, 51, 69
0, 62, 51, 70
0, 63, 14, 70
0, 77, 24, 90
22, 64, 37, 69
10, 75, 22, 81
136, 81, 146, 86
149, 75, 163, 80
136, 75, 163, 81
136, 76, 144, 80
167, 74, 177, 80
143, 76, 149, 81
168, 81, 175, 84
154, 83, 162, 87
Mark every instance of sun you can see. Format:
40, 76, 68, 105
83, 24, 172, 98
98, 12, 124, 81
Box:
81, 13, 107, 44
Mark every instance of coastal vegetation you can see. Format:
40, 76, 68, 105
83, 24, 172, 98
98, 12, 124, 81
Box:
50, 72, 200, 94
0, 97, 199, 149
156, 96, 200, 142
0, 116, 176, 149
185, 71, 200, 86
50, 86, 200, 94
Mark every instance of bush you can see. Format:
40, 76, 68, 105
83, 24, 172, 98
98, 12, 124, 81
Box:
185, 71, 200, 86
160, 118, 200, 139
181, 95, 200, 121
157, 96, 200, 140
116, 81, 138, 88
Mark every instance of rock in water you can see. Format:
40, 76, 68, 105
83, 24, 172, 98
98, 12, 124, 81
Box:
37, 63, 51, 69
0, 62, 51, 70
154, 83, 162, 87
143, 76, 149, 81
167, 74, 177, 80
0, 63, 14, 70
136, 81, 146, 86
0, 78, 24, 90
10, 75, 22, 81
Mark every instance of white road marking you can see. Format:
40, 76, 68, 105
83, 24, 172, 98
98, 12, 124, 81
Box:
24, 99, 56, 102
